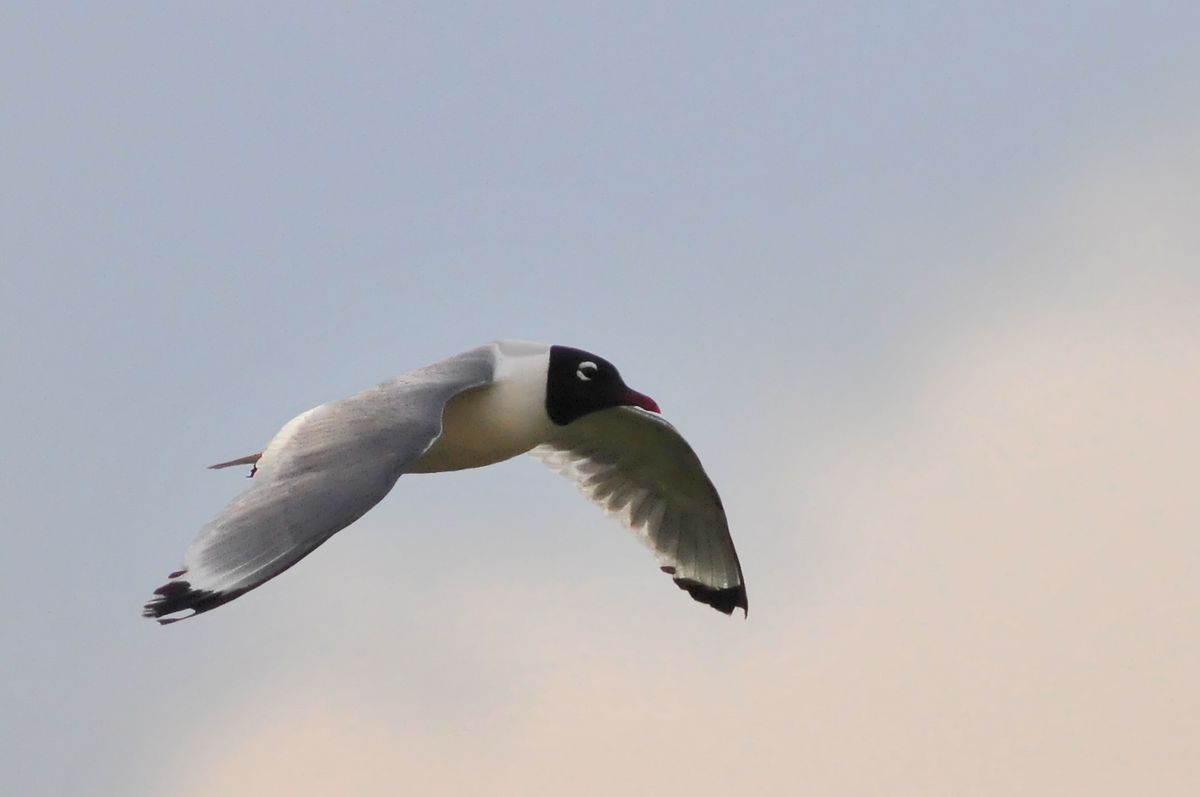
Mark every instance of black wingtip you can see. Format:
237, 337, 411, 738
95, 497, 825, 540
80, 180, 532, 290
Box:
672, 577, 749, 617
142, 577, 247, 625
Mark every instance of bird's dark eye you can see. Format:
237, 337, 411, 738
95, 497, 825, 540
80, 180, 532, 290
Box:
575, 361, 599, 382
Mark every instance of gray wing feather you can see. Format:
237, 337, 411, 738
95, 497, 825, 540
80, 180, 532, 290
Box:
532, 407, 747, 615
144, 344, 498, 623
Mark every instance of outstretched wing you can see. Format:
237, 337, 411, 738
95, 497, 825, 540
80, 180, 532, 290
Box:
532, 407, 747, 615
143, 345, 498, 624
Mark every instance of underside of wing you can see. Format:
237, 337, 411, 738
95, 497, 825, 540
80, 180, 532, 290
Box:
143, 344, 500, 624
533, 407, 747, 615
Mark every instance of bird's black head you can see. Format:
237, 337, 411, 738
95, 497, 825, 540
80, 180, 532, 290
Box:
545, 345, 661, 426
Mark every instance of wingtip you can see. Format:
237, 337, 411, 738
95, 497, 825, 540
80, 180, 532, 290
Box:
672, 577, 748, 617
142, 575, 247, 625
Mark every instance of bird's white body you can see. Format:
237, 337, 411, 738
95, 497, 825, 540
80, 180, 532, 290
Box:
409, 343, 552, 473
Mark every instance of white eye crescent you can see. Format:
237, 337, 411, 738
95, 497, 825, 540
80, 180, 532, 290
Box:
576, 361, 598, 381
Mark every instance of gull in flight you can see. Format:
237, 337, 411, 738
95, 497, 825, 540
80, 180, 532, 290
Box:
143, 341, 747, 623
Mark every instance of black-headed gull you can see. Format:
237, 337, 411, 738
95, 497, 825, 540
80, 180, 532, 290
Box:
143, 341, 747, 623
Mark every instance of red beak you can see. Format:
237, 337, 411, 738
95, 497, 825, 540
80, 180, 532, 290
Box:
622, 388, 661, 414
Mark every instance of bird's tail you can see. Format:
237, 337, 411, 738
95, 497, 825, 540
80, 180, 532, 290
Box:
207, 452, 262, 470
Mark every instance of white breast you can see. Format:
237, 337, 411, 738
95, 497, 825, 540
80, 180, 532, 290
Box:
409, 345, 554, 473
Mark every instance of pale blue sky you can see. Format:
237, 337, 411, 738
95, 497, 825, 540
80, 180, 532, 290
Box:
2, 4, 1198, 795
